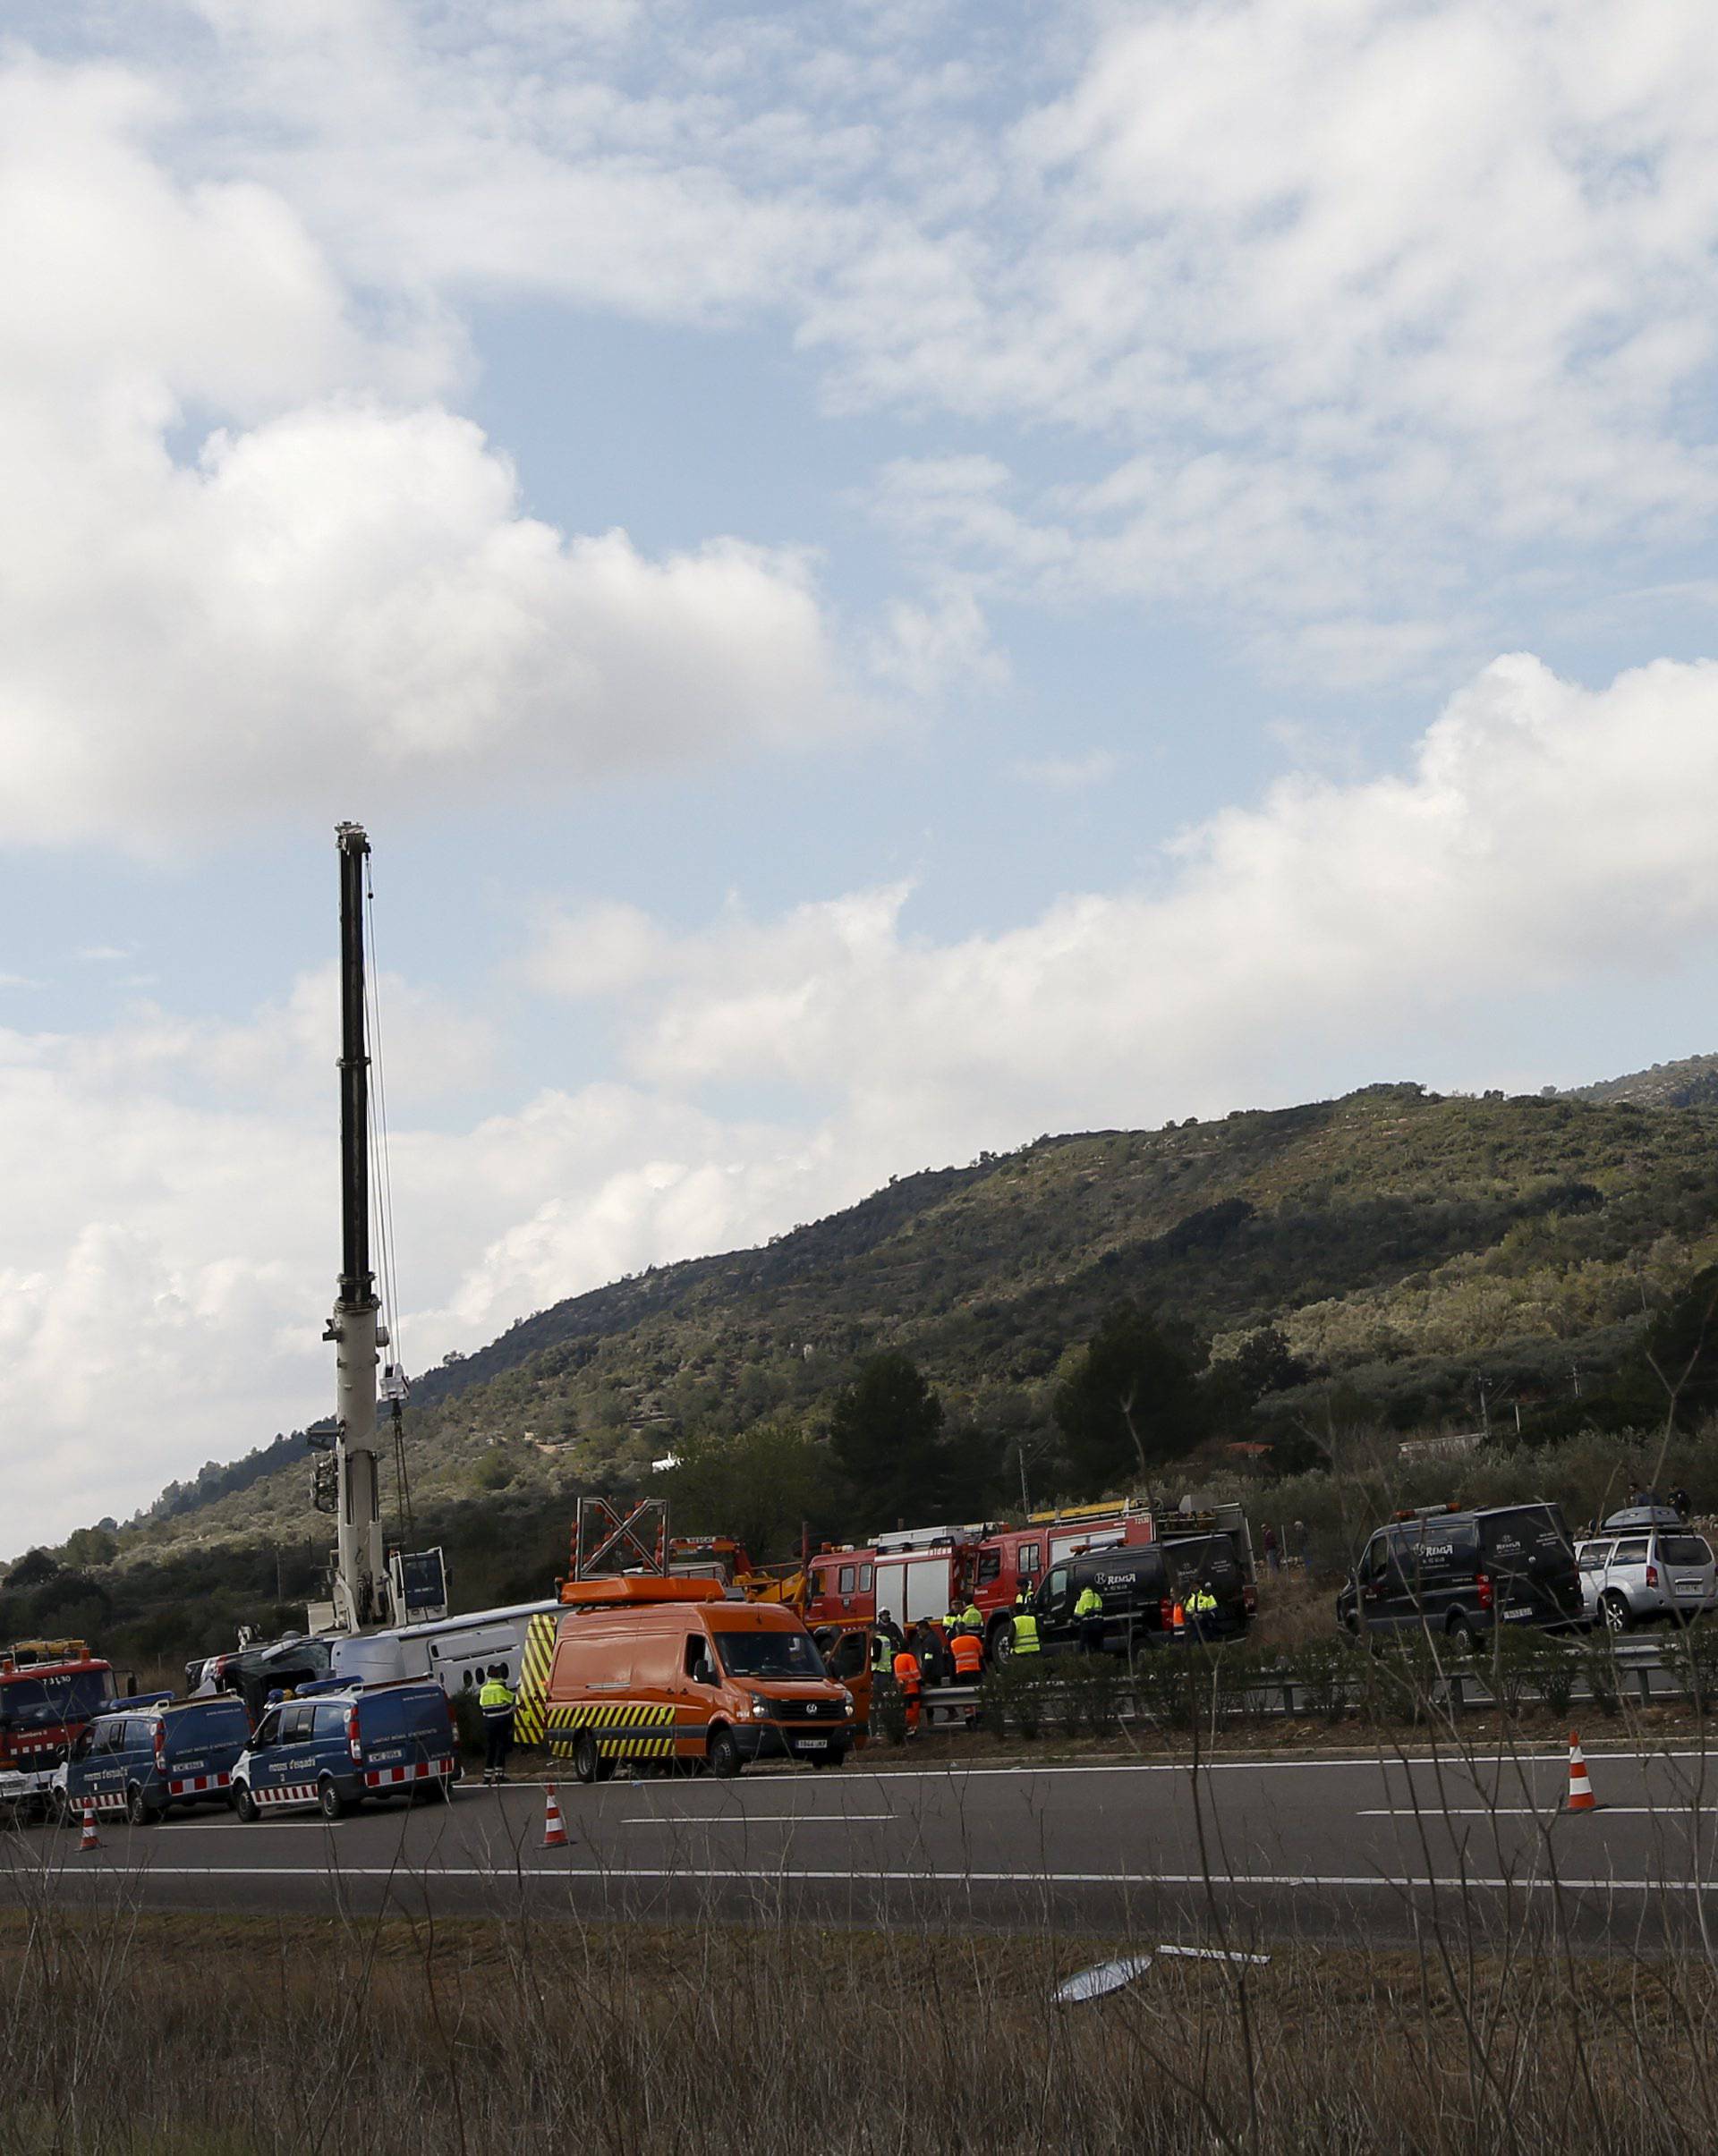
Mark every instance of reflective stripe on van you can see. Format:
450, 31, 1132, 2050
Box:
364, 1757, 454, 1789
166, 1772, 230, 1796
544, 1700, 678, 1757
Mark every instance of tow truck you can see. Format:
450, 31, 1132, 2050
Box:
0, 1641, 125, 1820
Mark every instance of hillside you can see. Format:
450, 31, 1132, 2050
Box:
1563, 1051, 1718, 1109
90, 1078, 1718, 1573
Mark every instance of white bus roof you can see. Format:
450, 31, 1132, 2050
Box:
386, 1599, 563, 1643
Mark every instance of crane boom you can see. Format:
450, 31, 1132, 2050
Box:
324, 821, 389, 1632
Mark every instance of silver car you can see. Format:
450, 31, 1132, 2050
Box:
1578, 1517, 1718, 1632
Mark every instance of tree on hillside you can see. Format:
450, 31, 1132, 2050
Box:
4, 1549, 60, 1592
829, 1354, 955, 1529
660, 1418, 830, 1560
63, 1526, 118, 1569
1053, 1306, 1206, 1496
1640, 1266, 1718, 1434
1203, 1326, 1314, 1429
1229, 1327, 1311, 1402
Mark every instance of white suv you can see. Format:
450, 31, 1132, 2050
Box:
1578, 1509, 1718, 1633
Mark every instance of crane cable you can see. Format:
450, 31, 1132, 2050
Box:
362, 860, 414, 1539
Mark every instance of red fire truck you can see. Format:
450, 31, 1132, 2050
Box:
805, 1501, 1255, 1661
0, 1641, 124, 1818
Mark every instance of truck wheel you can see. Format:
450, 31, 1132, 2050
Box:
1603, 1592, 1633, 1635
1448, 1615, 1479, 1657
318, 1778, 345, 1822
988, 1625, 1014, 1666
125, 1785, 158, 1828
708, 1727, 742, 1779
572, 1732, 605, 1786
233, 1783, 259, 1824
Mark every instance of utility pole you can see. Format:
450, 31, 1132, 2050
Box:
321, 823, 389, 1633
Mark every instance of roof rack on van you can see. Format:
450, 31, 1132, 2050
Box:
558, 1576, 727, 1609
1392, 1503, 1462, 1521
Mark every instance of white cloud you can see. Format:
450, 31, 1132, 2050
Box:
0, 1006, 852, 1548
530, 649, 1718, 1155
0, 56, 864, 847
1011, 748, 1119, 792
25, 5, 1718, 697
515, 902, 670, 1001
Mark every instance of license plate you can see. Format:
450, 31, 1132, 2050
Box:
793, 1738, 829, 1751
1675, 1582, 1705, 1594
1503, 1606, 1534, 1620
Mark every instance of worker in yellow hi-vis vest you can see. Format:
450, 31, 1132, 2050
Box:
1075, 1581, 1105, 1653
479, 1665, 515, 1787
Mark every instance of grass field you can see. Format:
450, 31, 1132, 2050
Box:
4, 1887, 1718, 2155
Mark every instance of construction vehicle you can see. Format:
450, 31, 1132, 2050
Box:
0, 1642, 126, 1817
668, 1536, 811, 1610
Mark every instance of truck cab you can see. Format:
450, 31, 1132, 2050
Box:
0, 1642, 123, 1819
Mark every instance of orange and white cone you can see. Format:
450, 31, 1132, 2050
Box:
1567, 1730, 1596, 1813
541, 1783, 570, 1850
79, 1795, 100, 1852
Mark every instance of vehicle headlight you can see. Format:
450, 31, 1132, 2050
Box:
841, 1688, 856, 1716
750, 1698, 770, 1719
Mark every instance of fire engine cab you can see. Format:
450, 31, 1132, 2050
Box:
0, 1642, 123, 1817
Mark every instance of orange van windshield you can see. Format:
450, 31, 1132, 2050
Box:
710, 1629, 826, 1682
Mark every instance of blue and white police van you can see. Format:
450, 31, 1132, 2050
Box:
53, 1693, 253, 1825
229, 1680, 457, 1822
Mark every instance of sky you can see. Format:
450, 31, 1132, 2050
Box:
5, 0, 1718, 1550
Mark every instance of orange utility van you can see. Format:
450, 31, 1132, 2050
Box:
543, 1578, 859, 1780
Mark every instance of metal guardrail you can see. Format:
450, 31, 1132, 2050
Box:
913, 1639, 1713, 1730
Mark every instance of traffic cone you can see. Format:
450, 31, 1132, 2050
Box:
541, 1783, 570, 1850
1567, 1730, 1596, 1812
79, 1796, 100, 1852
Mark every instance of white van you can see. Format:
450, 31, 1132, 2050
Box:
327, 1600, 562, 1697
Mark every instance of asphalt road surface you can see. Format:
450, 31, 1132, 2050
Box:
13, 1746, 1718, 1948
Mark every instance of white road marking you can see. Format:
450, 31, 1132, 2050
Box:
732, 1748, 1718, 1784
1359, 1806, 1696, 1819
27, 1863, 1718, 1893
622, 1813, 893, 1826
1360, 1807, 1558, 1818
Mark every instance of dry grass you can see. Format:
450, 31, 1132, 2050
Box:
1247, 1566, 1338, 1651
2, 1880, 1718, 2153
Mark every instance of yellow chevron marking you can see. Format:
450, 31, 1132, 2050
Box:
513, 1611, 559, 1745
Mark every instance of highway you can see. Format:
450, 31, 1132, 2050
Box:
12, 1745, 1718, 1947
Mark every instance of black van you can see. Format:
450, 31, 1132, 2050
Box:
1033, 1532, 1250, 1652
1336, 1502, 1583, 1650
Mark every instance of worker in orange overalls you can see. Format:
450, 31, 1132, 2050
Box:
891, 1639, 923, 1737
948, 1620, 983, 1727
